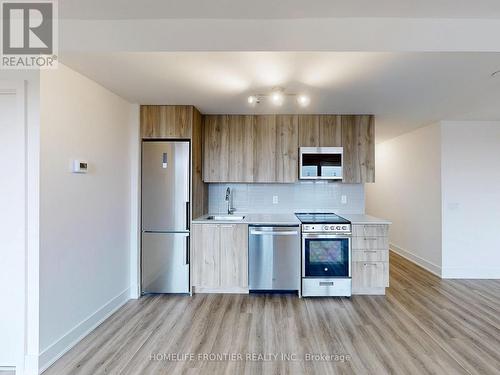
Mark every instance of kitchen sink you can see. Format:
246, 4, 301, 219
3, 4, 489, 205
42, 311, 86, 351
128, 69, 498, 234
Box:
207, 215, 245, 221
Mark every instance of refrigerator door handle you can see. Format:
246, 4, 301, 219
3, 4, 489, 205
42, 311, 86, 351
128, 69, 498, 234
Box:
186, 236, 190, 265
185, 201, 190, 230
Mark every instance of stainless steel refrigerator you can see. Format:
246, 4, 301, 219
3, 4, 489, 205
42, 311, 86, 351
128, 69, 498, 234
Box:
142, 141, 190, 294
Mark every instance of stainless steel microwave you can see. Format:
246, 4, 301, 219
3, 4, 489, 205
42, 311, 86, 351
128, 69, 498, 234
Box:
299, 147, 343, 180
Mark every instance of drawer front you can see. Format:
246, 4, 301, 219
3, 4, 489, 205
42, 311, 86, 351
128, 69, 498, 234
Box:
302, 278, 352, 297
352, 249, 389, 262
352, 261, 389, 289
352, 236, 389, 250
352, 224, 388, 238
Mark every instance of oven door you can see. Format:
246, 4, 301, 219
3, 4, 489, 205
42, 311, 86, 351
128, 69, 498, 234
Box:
302, 234, 351, 278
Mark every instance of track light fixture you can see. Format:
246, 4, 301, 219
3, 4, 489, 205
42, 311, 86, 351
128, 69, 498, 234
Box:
247, 87, 310, 107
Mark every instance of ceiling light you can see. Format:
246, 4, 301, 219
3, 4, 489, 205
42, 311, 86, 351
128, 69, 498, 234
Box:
270, 89, 284, 106
297, 95, 310, 107
246, 88, 310, 107
247, 95, 257, 105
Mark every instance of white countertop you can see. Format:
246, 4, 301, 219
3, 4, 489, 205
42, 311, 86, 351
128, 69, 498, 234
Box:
193, 213, 300, 225
193, 213, 390, 225
339, 214, 392, 225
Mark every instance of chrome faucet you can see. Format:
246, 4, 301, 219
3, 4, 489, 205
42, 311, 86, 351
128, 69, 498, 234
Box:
225, 187, 235, 215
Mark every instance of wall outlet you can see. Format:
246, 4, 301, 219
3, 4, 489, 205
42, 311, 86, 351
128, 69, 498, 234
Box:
341, 195, 348, 204
272, 195, 279, 204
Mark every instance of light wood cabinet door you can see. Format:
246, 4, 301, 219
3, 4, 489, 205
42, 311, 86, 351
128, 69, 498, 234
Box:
352, 262, 389, 290
191, 224, 220, 288
298, 115, 342, 147
352, 224, 389, 237
140, 105, 193, 138
352, 250, 389, 262
203, 115, 230, 182
341, 115, 375, 183
298, 115, 320, 147
352, 236, 389, 250
219, 224, 248, 290
228, 115, 254, 182
275, 115, 298, 183
319, 115, 342, 146
253, 115, 277, 182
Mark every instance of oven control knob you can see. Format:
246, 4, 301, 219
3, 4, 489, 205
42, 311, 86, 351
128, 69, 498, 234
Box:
336, 226, 341, 230
323, 225, 328, 230
330, 226, 334, 230
342, 225, 347, 230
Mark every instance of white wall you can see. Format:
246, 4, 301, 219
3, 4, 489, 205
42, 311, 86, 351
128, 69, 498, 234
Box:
365, 123, 442, 275
39, 64, 135, 370
441, 121, 500, 278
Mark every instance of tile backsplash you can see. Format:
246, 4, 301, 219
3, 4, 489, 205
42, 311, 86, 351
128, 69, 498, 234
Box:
208, 182, 365, 214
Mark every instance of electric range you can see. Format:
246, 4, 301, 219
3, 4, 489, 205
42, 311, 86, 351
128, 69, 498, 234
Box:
295, 213, 352, 297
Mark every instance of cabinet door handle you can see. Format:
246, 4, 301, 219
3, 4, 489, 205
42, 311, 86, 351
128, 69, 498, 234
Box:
364, 250, 377, 253
364, 237, 378, 241
363, 263, 378, 267
220, 225, 234, 228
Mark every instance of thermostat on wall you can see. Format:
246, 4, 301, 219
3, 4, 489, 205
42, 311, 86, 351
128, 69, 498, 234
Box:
72, 160, 88, 173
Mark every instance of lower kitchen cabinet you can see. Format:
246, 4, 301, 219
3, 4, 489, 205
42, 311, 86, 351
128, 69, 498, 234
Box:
191, 223, 248, 293
352, 262, 389, 292
352, 224, 390, 295
192, 224, 220, 289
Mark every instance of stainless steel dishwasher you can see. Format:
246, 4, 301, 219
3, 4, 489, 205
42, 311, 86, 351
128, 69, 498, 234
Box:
248, 226, 300, 292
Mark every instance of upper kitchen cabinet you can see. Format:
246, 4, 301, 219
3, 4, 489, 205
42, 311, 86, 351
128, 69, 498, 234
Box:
203, 115, 298, 183
298, 115, 319, 146
253, 115, 277, 182
203, 115, 230, 182
202, 113, 375, 184
341, 115, 375, 183
140, 105, 193, 138
275, 115, 299, 183
203, 115, 254, 183
229, 115, 254, 182
298, 115, 342, 147
319, 115, 342, 147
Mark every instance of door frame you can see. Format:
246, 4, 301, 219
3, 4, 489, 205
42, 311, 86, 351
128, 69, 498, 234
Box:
0, 80, 39, 375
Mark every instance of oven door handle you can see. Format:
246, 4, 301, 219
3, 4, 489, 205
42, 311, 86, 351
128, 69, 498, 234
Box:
250, 230, 299, 236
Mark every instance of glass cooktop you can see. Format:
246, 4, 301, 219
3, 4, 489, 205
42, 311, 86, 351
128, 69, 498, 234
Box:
295, 212, 351, 224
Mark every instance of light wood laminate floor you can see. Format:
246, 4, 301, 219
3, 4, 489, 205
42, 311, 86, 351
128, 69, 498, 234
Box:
44, 252, 500, 375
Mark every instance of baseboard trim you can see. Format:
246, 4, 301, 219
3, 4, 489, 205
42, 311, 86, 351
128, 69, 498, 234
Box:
352, 287, 386, 295
24, 353, 39, 375
38, 288, 130, 374
441, 267, 500, 279
390, 243, 442, 277
193, 286, 249, 294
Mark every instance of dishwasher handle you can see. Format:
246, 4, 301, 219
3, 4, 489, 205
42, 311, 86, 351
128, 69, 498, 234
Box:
250, 230, 299, 236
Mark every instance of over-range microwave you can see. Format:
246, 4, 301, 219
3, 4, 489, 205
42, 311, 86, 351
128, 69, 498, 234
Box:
299, 147, 343, 180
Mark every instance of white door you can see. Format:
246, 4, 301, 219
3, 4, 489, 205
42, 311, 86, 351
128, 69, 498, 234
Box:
0, 86, 25, 369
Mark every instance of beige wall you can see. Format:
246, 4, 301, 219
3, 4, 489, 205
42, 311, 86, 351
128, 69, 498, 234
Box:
441, 121, 500, 278
39, 64, 136, 370
365, 123, 442, 275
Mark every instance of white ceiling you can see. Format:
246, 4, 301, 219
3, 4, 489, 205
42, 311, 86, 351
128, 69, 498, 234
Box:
60, 0, 500, 19
61, 52, 500, 142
